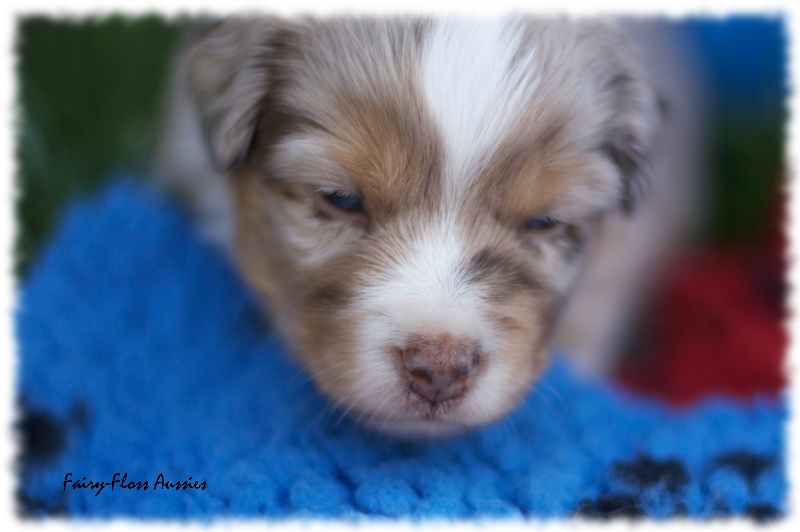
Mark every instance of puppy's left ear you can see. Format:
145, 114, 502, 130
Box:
591, 23, 660, 214
184, 17, 292, 170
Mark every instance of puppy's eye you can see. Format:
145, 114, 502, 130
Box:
320, 191, 364, 213
526, 217, 561, 231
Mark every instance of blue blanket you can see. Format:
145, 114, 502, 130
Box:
17, 179, 786, 520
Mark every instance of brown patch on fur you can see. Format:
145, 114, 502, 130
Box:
557, 224, 589, 262
232, 171, 368, 404
485, 291, 555, 415
466, 19, 655, 227
465, 247, 544, 299
252, 17, 444, 220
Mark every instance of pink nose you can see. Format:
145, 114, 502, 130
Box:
401, 337, 481, 404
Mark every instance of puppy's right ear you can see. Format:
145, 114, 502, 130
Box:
185, 17, 287, 170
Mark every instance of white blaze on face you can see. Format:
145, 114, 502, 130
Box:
421, 17, 540, 196
348, 215, 517, 425
356, 216, 489, 353
333, 20, 544, 425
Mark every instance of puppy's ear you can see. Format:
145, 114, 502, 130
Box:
184, 17, 288, 170
605, 122, 652, 215
591, 24, 660, 214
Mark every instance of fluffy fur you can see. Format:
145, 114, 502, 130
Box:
156, 16, 704, 437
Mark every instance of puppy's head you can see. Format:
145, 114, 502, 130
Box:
185, 16, 657, 437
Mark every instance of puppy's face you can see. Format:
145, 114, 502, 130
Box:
186, 16, 656, 436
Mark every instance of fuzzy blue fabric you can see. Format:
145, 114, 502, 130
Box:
17, 179, 786, 521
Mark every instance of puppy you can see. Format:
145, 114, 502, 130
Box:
156, 16, 705, 437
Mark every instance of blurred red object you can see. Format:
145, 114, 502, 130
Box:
617, 221, 787, 405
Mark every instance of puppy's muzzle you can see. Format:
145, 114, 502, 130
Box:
400, 336, 482, 404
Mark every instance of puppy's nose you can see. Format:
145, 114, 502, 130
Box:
402, 339, 480, 404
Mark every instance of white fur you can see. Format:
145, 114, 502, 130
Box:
421, 17, 540, 196
349, 215, 508, 425
356, 218, 487, 344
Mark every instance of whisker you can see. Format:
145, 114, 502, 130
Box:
289, 360, 350, 390
285, 353, 344, 389
534, 378, 566, 408
334, 386, 365, 427
319, 379, 362, 427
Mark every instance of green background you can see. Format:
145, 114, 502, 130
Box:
16, 17, 187, 276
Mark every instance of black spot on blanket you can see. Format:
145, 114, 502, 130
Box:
16, 490, 67, 518
576, 454, 693, 519
578, 451, 784, 520
713, 451, 773, 488
576, 495, 645, 519
18, 409, 66, 464
17, 401, 92, 515
610, 455, 689, 494
746, 503, 782, 523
